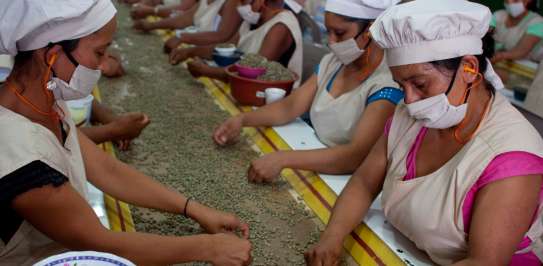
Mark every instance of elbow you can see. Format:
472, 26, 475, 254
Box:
326, 146, 367, 175
342, 146, 368, 171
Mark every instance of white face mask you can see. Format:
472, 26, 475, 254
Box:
505, 2, 526, 18
406, 69, 469, 129
406, 93, 468, 129
328, 29, 369, 65
47, 56, 102, 101
329, 38, 364, 65
237, 4, 261, 25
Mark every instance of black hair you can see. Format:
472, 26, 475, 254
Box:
527, 0, 539, 12
10, 39, 80, 83
428, 31, 495, 94
265, 0, 285, 8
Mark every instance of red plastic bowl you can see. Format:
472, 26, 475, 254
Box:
234, 64, 266, 79
226, 65, 298, 106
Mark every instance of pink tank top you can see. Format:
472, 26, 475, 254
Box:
384, 118, 543, 265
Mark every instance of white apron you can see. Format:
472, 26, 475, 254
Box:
382, 94, 543, 265
237, 10, 303, 87
493, 10, 543, 62
192, 0, 226, 32
309, 53, 398, 147
0, 101, 89, 266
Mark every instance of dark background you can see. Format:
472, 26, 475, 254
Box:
475, 0, 541, 14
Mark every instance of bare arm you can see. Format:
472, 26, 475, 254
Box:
305, 134, 389, 265
258, 23, 294, 62
12, 183, 217, 265
77, 129, 250, 238
79, 125, 117, 144
492, 34, 541, 62
274, 100, 396, 174
175, 0, 198, 11
452, 174, 542, 265
179, 0, 243, 46
91, 99, 117, 124
169, 33, 240, 65
144, 4, 198, 31
213, 75, 318, 145
243, 75, 318, 126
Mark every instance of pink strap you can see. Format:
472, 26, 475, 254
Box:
384, 117, 393, 137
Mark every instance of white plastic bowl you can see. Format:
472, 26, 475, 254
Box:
67, 94, 95, 126
215, 46, 237, 57
34, 251, 135, 266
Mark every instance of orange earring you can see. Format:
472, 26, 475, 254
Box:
463, 66, 477, 74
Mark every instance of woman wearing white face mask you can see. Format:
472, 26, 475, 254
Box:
0, 1, 252, 265
491, 0, 543, 80
306, 0, 543, 265
170, 0, 304, 86
213, 0, 402, 183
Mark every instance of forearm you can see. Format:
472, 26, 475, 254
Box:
180, 31, 235, 46
147, 15, 193, 30
156, 5, 179, 17
100, 231, 214, 265
91, 100, 117, 124
278, 145, 365, 175
203, 66, 229, 81
181, 23, 241, 47
97, 157, 188, 213
187, 45, 215, 59
240, 98, 301, 128
177, 0, 197, 11
501, 49, 531, 61
79, 124, 116, 144
323, 176, 377, 241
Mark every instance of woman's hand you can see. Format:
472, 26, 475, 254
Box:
169, 47, 192, 65
164, 36, 183, 53
111, 112, 150, 139
130, 4, 154, 19
208, 233, 252, 266
213, 115, 244, 146
247, 152, 285, 183
99, 53, 125, 78
191, 203, 250, 238
304, 233, 344, 266
133, 19, 153, 32
186, 59, 214, 78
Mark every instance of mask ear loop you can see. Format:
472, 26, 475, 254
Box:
453, 72, 491, 144
5, 53, 62, 120
45, 53, 66, 120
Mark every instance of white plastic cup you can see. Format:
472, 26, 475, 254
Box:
265, 88, 286, 104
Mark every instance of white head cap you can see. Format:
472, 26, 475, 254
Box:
0, 0, 117, 56
370, 0, 491, 67
285, 0, 303, 14
325, 0, 400, 20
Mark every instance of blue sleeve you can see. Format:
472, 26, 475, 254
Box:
366, 87, 404, 105
314, 64, 320, 75
527, 22, 543, 39
490, 14, 497, 28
